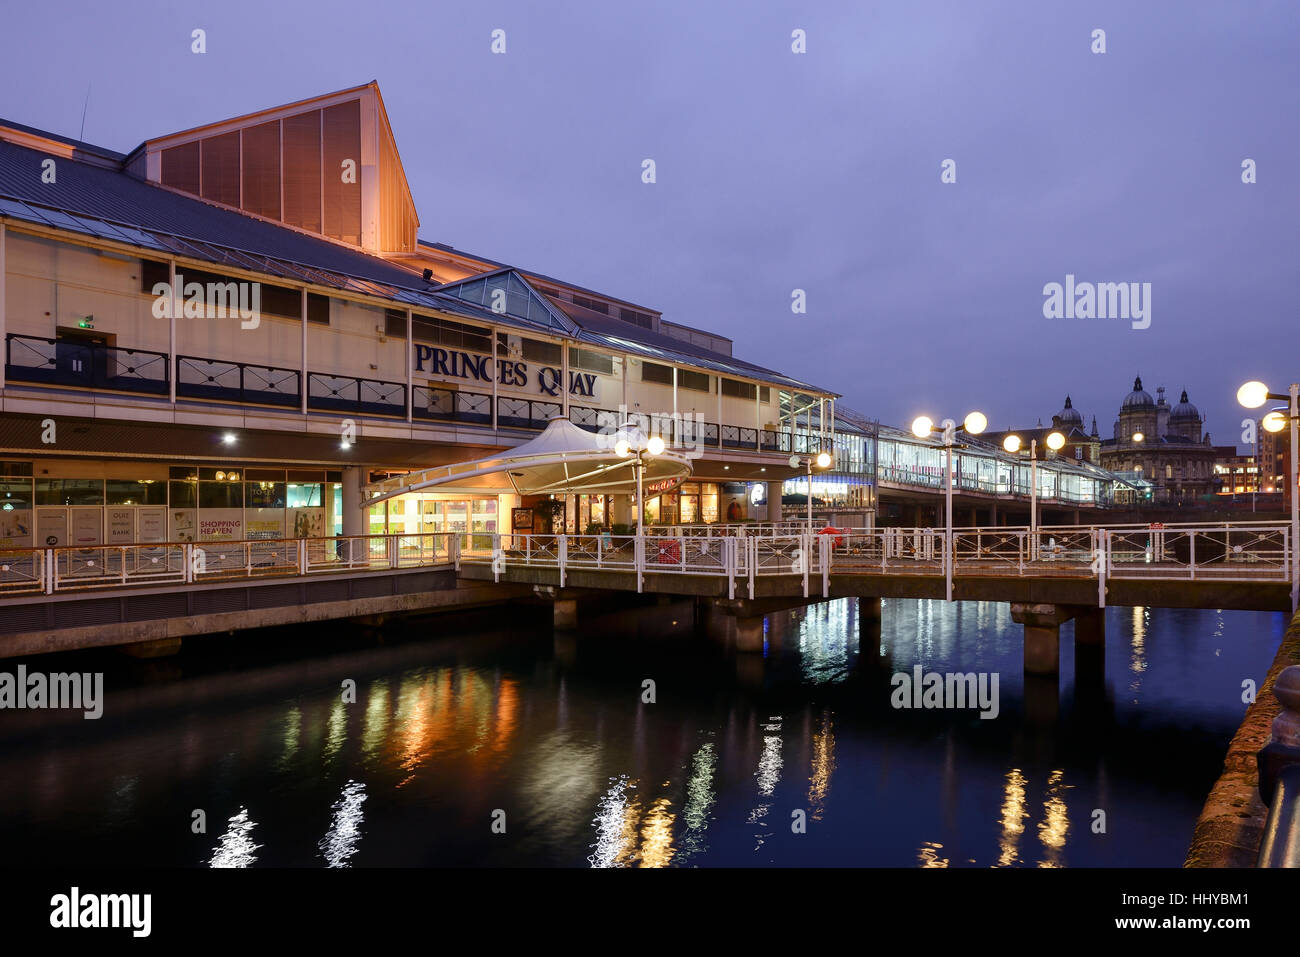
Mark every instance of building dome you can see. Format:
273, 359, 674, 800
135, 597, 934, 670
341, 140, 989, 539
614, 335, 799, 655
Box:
1122, 376, 1154, 410
1170, 389, 1199, 421
1055, 395, 1083, 427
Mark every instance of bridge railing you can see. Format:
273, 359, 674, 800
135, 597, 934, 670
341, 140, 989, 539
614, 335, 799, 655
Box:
0, 532, 457, 596
1105, 525, 1290, 581
3, 525, 1291, 600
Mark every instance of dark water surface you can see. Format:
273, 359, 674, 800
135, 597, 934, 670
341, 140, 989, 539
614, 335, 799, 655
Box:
0, 597, 1285, 867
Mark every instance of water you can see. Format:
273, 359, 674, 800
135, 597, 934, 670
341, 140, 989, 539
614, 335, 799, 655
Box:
0, 597, 1284, 867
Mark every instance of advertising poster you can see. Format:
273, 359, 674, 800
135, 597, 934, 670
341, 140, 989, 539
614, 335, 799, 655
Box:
198, 508, 244, 542
70, 508, 102, 546
246, 511, 285, 541
36, 509, 67, 548
138, 507, 167, 544
107, 508, 135, 545
169, 509, 196, 543
0, 508, 32, 547
289, 508, 323, 539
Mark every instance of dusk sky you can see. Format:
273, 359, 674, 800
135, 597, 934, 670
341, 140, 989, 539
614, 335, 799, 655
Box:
5, 0, 1297, 447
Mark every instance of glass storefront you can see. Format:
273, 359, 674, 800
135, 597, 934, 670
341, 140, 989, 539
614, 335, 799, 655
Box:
0, 467, 339, 548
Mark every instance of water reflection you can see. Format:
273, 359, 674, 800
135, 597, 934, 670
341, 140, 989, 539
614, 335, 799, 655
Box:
208, 807, 260, 868
807, 711, 835, 821
1037, 770, 1071, 868
996, 768, 1029, 867
319, 780, 366, 867
748, 716, 784, 851
0, 598, 1284, 868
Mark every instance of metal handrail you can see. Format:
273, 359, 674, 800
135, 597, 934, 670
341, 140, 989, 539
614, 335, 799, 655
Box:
0, 532, 455, 596
1258, 665, 1300, 867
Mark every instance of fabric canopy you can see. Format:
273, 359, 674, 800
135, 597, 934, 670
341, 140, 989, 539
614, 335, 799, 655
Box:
363, 416, 694, 502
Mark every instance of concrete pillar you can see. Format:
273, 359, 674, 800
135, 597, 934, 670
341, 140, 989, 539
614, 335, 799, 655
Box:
1010, 602, 1074, 676
1073, 607, 1105, 645
858, 596, 882, 663
1073, 508, 1081, 525
341, 466, 366, 537
969, 507, 979, 528
766, 480, 784, 523
554, 598, 578, 630
989, 502, 998, 526
610, 494, 631, 528
324, 481, 337, 536
1023, 624, 1060, 675
1073, 606, 1106, 682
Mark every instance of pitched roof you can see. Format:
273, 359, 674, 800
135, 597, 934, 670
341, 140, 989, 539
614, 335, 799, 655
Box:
0, 129, 833, 395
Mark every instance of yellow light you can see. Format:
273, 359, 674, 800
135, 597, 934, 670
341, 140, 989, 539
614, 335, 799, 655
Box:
1002, 435, 1021, 453
1132, 432, 1144, 443
647, 436, 665, 456
1046, 431, 1066, 451
1263, 411, 1287, 433
614, 439, 630, 457
1238, 380, 1269, 409
815, 451, 832, 469
964, 411, 987, 435
214, 471, 225, 481
228, 472, 240, 482
911, 416, 933, 439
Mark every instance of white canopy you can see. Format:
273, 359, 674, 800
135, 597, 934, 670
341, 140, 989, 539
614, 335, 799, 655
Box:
364, 416, 694, 503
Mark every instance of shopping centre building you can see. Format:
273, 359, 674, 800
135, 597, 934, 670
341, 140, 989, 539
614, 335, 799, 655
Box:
0, 82, 1127, 550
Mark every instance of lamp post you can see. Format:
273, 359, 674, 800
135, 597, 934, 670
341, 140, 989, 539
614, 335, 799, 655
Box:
911, 410, 987, 601
1240, 380, 1299, 611
1000, 430, 1065, 556
615, 424, 665, 537
998, 434, 1071, 538
788, 451, 833, 531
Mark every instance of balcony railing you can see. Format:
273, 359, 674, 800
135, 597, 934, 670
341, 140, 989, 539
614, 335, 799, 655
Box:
5, 333, 169, 396
307, 373, 406, 417
177, 355, 300, 407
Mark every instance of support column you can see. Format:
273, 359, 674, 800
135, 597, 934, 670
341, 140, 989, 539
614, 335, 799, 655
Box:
1010, 602, 1074, 676
989, 502, 998, 526
341, 466, 366, 537
766, 480, 784, 523
858, 596, 882, 663
1072, 605, 1106, 682
969, 507, 979, 528
553, 598, 578, 630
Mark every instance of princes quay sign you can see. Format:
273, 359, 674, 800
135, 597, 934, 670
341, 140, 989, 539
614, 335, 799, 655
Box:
414, 345, 600, 398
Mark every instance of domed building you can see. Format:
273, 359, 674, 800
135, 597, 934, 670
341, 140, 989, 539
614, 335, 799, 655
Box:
1099, 377, 1218, 504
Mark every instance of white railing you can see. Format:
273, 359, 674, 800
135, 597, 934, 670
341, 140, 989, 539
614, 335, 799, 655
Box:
2, 525, 1290, 604
0, 532, 456, 596
457, 524, 1293, 601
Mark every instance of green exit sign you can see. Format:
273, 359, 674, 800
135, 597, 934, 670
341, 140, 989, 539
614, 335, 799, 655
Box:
78, 319, 94, 329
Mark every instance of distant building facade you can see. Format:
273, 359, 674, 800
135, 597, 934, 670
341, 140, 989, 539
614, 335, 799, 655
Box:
1098, 377, 1220, 504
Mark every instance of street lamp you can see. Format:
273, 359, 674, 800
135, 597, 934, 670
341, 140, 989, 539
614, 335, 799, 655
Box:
912, 410, 987, 601
615, 424, 665, 537
1240, 380, 1300, 611
788, 451, 833, 530
1001, 430, 1065, 551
